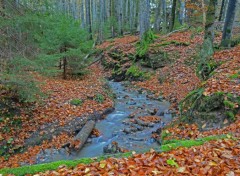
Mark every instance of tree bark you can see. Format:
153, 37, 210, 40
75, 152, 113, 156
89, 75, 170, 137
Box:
218, 0, 225, 21
0, 0, 5, 16
170, 0, 177, 31
154, 0, 162, 32
80, 0, 85, 28
85, 0, 92, 39
139, 0, 150, 39
179, 0, 185, 25
162, 0, 167, 33
221, 0, 237, 47
202, 0, 206, 27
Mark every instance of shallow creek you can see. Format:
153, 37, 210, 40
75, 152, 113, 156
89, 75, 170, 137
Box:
36, 81, 173, 164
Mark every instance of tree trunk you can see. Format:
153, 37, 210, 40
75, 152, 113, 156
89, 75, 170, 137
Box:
179, 0, 185, 25
170, 0, 177, 31
198, 0, 217, 80
218, 0, 225, 21
0, 0, 5, 16
117, 0, 124, 35
60, 46, 67, 80
129, 0, 134, 34
110, 0, 116, 38
221, 0, 237, 47
202, 0, 206, 27
162, 0, 167, 33
204, 0, 217, 42
154, 0, 161, 32
139, 0, 150, 39
80, 0, 85, 28
85, 0, 92, 39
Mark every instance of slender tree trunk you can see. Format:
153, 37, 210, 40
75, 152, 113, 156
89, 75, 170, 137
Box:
98, 0, 104, 43
0, 0, 5, 16
85, 0, 92, 39
139, 0, 150, 39
218, 0, 225, 21
60, 46, 67, 80
154, 0, 161, 32
117, 0, 124, 35
162, 0, 167, 33
80, 0, 85, 28
202, 0, 206, 27
179, 0, 185, 25
204, 0, 217, 41
221, 0, 237, 47
170, 0, 177, 31
110, 0, 115, 38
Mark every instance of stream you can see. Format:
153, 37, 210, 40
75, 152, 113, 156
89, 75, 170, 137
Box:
36, 81, 173, 164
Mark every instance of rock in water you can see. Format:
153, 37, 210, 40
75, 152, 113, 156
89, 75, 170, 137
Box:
103, 142, 122, 154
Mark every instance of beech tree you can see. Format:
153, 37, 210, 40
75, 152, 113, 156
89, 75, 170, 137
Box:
221, 0, 238, 47
139, 0, 150, 39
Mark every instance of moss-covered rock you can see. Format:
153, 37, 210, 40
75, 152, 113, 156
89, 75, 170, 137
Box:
198, 93, 224, 112
180, 90, 239, 129
141, 51, 169, 69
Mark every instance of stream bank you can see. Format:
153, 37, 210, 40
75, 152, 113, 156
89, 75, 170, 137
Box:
36, 81, 174, 164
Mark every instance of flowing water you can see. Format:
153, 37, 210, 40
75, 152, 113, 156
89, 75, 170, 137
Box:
36, 81, 173, 164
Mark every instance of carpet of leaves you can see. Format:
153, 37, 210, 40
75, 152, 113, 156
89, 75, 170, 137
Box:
136, 31, 203, 109
39, 138, 239, 176
0, 64, 114, 169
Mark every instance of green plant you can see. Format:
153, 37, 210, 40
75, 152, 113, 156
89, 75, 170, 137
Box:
225, 111, 235, 121
197, 60, 220, 80
224, 100, 235, 109
70, 99, 83, 106
167, 159, 179, 168
126, 65, 150, 80
94, 94, 105, 103
229, 72, 240, 79
179, 88, 205, 119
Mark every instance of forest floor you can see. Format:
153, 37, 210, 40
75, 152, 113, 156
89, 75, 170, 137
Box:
0, 30, 240, 175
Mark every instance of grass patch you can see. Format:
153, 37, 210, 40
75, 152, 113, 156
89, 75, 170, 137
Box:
0, 135, 230, 176
161, 134, 228, 152
70, 99, 83, 106
0, 158, 93, 176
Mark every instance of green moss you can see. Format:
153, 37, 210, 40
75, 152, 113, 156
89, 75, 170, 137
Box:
126, 65, 150, 80
70, 99, 83, 106
0, 158, 93, 176
161, 134, 228, 152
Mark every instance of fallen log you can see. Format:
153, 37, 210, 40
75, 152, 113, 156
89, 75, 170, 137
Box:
70, 120, 95, 151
